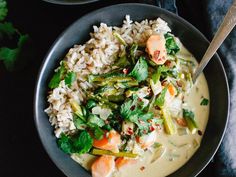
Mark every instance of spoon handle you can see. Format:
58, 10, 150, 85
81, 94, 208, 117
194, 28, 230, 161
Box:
193, 0, 236, 82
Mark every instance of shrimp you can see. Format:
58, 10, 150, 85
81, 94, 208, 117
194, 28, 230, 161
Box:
91, 155, 115, 177
93, 130, 121, 152
136, 131, 157, 149
115, 157, 137, 170
146, 34, 167, 65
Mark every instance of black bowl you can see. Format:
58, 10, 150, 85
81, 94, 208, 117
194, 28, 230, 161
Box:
34, 3, 229, 177
42, 0, 99, 5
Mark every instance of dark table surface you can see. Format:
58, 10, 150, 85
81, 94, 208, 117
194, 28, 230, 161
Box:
0, 0, 216, 176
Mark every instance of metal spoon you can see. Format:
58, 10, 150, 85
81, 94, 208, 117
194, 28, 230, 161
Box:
192, 0, 236, 83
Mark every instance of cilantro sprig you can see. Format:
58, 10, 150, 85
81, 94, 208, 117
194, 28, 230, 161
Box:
164, 33, 180, 55
120, 95, 157, 136
0, 0, 30, 71
0, 0, 7, 21
57, 131, 93, 154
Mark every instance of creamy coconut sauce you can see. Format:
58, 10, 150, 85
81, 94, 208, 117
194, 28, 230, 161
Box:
113, 74, 209, 177
71, 40, 210, 177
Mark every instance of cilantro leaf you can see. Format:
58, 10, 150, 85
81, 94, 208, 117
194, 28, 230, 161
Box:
93, 126, 104, 140
48, 63, 65, 89
0, 34, 30, 71
57, 131, 93, 155
120, 96, 155, 136
0, 47, 19, 70
164, 33, 180, 55
0, 22, 16, 38
73, 131, 93, 154
88, 114, 105, 127
200, 98, 209, 106
155, 87, 167, 107
120, 96, 142, 122
0, 0, 7, 21
73, 115, 87, 130
152, 65, 169, 83
129, 57, 148, 82
65, 71, 76, 87
183, 109, 198, 132
57, 133, 74, 154
183, 109, 195, 120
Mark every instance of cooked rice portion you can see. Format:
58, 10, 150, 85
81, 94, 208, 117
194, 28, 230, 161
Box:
45, 15, 171, 138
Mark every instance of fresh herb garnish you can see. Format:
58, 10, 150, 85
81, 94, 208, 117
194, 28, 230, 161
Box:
88, 114, 105, 127
86, 99, 97, 109
120, 95, 155, 135
48, 63, 66, 89
57, 133, 74, 154
183, 109, 195, 120
155, 87, 167, 107
93, 126, 104, 140
57, 131, 93, 154
73, 115, 87, 130
200, 98, 209, 106
183, 109, 198, 133
152, 65, 169, 83
65, 71, 76, 87
164, 33, 180, 55
72, 131, 93, 154
129, 56, 148, 82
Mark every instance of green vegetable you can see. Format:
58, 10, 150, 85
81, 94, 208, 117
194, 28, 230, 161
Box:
70, 100, 83, 115
152, 65, 169, 84
86, 99, 97, 109
114, 80, 139, 89
57, 133, 74, 154
183, 109, 198, 134
107, 95, 125, 102
89, 95, 119, 110
65, 71, 76, 87
48, 63, 66, 89
0, 0, 7, 21
129, 43, 138, 64
102, 124, 112, 131
91, 75, 134, 87
113, 32, 127, 46
177, 58, 195, 66
91, 148, 138, 158
129, 57, 148, 82
88, 114, 105, 127
73, 115, 87, 130
186, 72, 193, 87
57, 131, 93, 154
155, 87, 167, 107
200, 98, 209, 106
164, 33, 180, 55
120, 95, 155, 135
72, 131, 93, 154
96, 86, 119, 97
114, 55, 130, 68
162, 108, 176, 135
93, 126, 104, 140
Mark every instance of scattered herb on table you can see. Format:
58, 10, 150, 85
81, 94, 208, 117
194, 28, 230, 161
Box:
0, 0, 30, 71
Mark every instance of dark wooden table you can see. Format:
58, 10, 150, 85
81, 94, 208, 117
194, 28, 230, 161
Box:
0, 0, 216, 176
